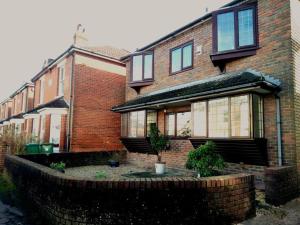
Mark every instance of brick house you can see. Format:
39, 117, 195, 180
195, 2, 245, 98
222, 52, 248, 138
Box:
113, 0, 300, 185
0, 98, 13, 134
21, 26, 128, 152
9, 83, 35, 136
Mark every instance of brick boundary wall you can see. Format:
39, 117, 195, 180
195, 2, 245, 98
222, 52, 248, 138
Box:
0, 142, 7, 172
265, 166, 299, 206
19, 150, 127, 168
5, 154, 255, 225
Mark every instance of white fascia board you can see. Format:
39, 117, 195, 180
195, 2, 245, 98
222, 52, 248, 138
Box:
37, 108, 68, 115
23, 113, 40, 119
3, 121, 10, 125
10, 119, 25, 124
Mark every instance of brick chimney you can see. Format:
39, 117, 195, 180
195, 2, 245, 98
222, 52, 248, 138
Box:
73, 24, 88, 47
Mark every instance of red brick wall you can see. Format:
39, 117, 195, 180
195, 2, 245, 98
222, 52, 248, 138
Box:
43, 115, 51, 143
70, 63, 125, 151
59, 115, 67, 151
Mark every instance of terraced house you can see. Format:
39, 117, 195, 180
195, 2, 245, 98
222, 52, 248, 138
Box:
0, 26, 128, 153
113, 0, 300, 185
0, 83, 34, 136
0, 98, 13, 134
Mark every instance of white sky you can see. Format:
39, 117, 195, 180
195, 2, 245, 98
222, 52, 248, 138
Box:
0, 0, 230, 100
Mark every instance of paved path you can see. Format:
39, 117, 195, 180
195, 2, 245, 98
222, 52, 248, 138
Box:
0, 201, 28, 225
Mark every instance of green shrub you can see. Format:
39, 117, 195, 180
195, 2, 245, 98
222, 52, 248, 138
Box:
95, 171, 107, 179
149, 123, 169, 162
50, 162, 66, 171
186, 141, 225, 177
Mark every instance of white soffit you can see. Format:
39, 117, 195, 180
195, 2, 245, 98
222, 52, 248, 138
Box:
75, 54, 126, 76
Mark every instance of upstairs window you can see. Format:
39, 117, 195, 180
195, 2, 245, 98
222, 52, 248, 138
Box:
170, 41, 193, 74
213, 4, 257, 53
58, 66, 65, 96
40, 78, 45, 104
131, 52, 153, 82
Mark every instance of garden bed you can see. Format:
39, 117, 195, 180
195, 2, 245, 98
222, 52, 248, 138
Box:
65, 164, 196, 179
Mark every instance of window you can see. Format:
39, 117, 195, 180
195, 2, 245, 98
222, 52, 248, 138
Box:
40, 115, 45, 141
40, 78, 45, 104
231, 95, 250, 137
22, 91, 27, 112
170, 41, 193, 74
121, 113, 128, 137
192, 94, 261, 139
208, 98, 229, 138
146, 110, 157, 136
121, 110, 157, 137
165, 112, 191, 137
58, 66, 65, 96
213, 4, 257, 53
192, 102, 207, 137
32, 117, 40, 137
131, 53, 153, 82
252, 94, 263, 138
166, 113, 175, 136
177, 112, 191, 137
128, 111, 145, 137
217, 12, 235, 52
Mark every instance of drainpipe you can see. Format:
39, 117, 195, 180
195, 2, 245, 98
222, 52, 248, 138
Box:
67, 53, 75, 152
276, 95, 283, 166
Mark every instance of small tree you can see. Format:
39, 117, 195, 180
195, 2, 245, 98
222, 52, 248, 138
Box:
186, 141, 225, 177
149, 123, 169, 163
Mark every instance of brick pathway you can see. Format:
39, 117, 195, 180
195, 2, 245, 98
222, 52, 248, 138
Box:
0, 201, 28, 225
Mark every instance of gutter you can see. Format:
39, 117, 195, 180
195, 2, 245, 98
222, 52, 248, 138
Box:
113, 81, 278, 112
275, 95, 283, 166
121, 0, 249, 61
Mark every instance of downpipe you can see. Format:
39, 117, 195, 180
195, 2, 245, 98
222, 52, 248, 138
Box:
276, 95, 283, 166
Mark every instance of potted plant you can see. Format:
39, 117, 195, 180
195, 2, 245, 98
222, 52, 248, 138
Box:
149, 123, 169, 175
186, 141, 225, 177
108, 152, 120, 168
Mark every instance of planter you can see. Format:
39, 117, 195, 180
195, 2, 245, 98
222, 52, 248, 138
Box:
108, 160, 119, 168
155, 162, 166, 174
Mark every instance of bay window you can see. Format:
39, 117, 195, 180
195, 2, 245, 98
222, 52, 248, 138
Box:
213, 4, 257, 54
192, 94, 263, 138
131, 52, 154, 82
165, 112, 191, 137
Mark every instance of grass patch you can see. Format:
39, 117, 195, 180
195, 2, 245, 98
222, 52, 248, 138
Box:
95, 171, 107, 179
0, 172, 17, 205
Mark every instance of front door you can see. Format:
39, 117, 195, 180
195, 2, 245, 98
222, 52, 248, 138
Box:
50, 114, 61, 153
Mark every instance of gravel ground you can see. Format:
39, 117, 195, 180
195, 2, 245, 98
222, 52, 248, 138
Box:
238, 197, 300, 225
65, 164, 195, 179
